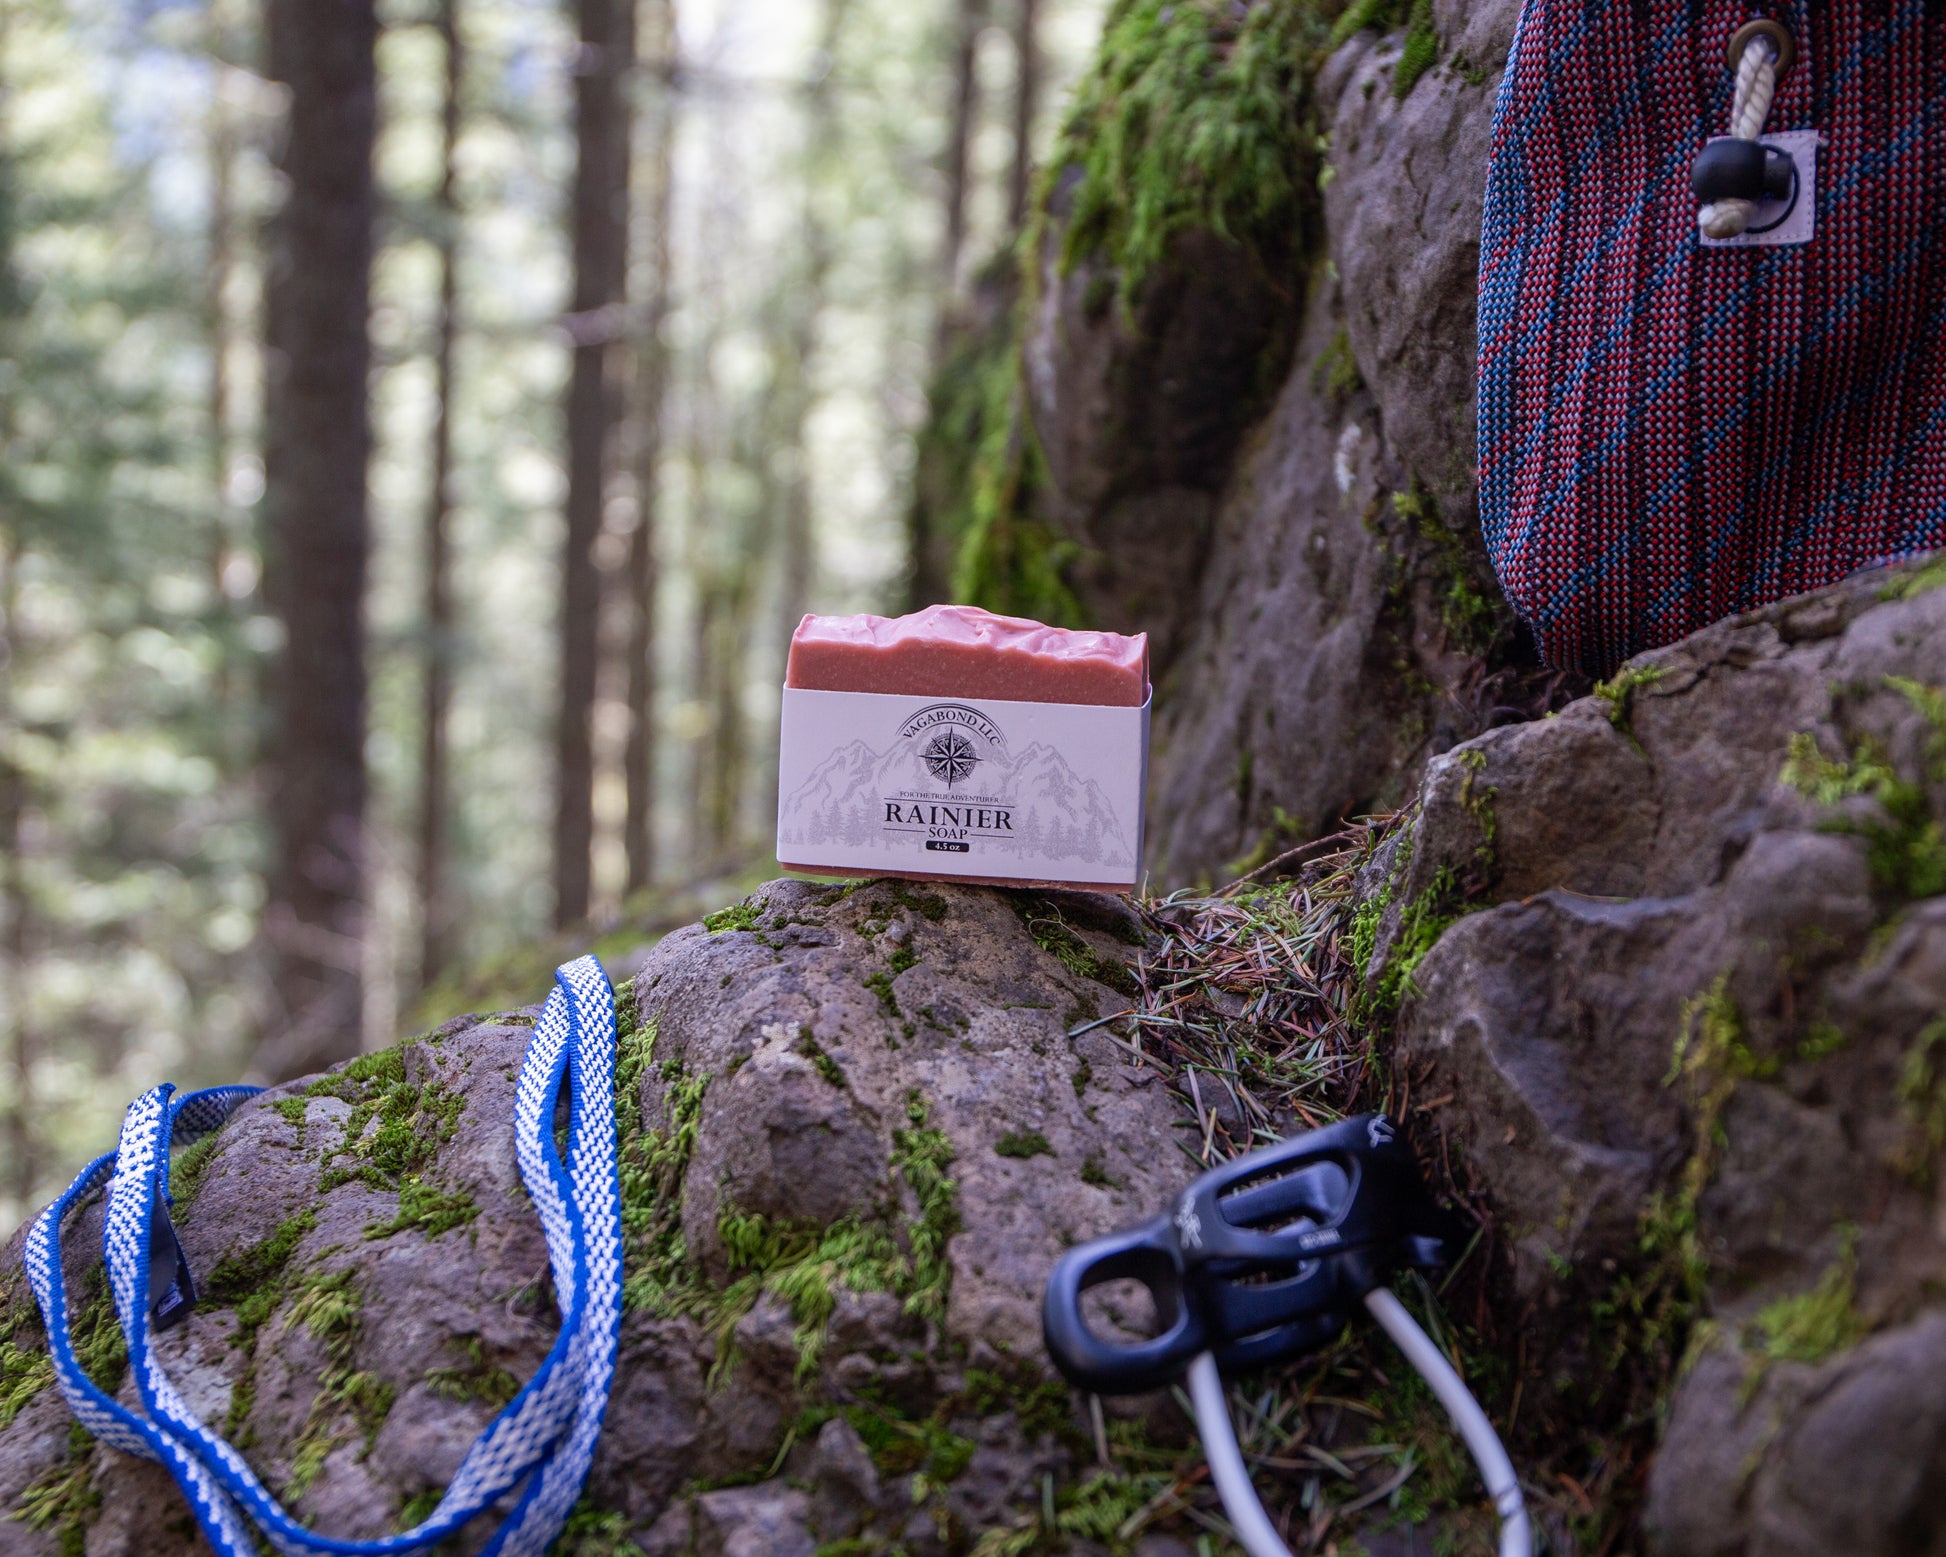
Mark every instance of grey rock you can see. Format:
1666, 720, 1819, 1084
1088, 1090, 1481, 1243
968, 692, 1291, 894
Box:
1143, 5, 1549, 884
693, 1481, 815, 1557
0, 877, 1176, 1553
1380, 564, 1946, 1549
1024, 213, 1302, 671
1651, 1314, 1946, 1557
809, 1416, 879, 1539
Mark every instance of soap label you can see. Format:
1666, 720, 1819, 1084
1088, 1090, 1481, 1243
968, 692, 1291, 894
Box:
776, 686, 1149, 890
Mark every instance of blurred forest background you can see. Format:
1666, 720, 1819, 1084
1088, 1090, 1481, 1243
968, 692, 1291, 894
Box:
0, 0, 1111, 1229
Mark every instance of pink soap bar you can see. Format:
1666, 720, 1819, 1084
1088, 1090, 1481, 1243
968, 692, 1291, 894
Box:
787, 605, 1148, 707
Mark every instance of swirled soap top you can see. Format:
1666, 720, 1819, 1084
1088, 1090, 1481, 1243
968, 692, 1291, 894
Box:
786, 605, 1149, 708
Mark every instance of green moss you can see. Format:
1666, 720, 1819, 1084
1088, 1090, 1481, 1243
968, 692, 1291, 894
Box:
1017, 900, 1140, 998
1751, 1229, 1863, 1364
703, 901, 762, 934
891, 1093, 960, 1326
716, 1212, 906, 1383
281, 1267, 394, 1498
948, 358, 1082, 627
425, 1336, 521, 1409
616, 1025, 715, 1317
1392, 0, 1439, 96
273, 1096, 308, 1130
168, 1129, 225, 1207
202, 1205, 319, 1441
363, 1178, 480, 1240
396, 1489, 441, 1533
19, 1430, 100, 1557
1798, 1020, 1848, 1061
0, 1334, 53, 1427
890, 881, 949, 922
205, 1207, 318, 1316
1896, 1016, 1946, 1177
1347, 883, 1391, 975
340, 1047, 408, 1089
1048, 0, 1327, 298
1878, 553, 1946, 601
1781, 730, 1896, 806
1359, 859, 1470, 1025
1079, 1154, 1119, 1190
1329, 0, 1409, 46
1782, 679, 1946, 899
796, 1026, 846, 1088
862, 970, 901, 1019
1593, 974, 1766, 1379
312, 1056, 466, 1197
970, 1468, 1175, 1556
995, 1129, 1055, 1160
553, 1500, 648, 1557
887, 944, 920, 977
1457, 745, 1498, 858
1594, 662, 1666, 735
706, 1093, 959, 1384
1311, 326, 1362, 409
1378, 479, 1508, 655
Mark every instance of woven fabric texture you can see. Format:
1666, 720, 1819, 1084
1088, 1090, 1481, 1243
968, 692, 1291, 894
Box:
1477, 1, 1946, 674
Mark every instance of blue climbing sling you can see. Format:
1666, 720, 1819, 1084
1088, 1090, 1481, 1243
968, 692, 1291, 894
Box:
24, 956, 621, 1557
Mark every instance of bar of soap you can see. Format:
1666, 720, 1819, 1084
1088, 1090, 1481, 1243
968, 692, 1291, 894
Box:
787, 604, 1149, 707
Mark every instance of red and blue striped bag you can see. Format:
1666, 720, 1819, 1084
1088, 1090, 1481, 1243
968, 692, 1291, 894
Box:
1477, 3, 1946, 674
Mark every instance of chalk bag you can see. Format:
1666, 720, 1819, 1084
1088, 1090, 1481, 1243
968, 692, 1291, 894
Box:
1477, 4, 1946, 675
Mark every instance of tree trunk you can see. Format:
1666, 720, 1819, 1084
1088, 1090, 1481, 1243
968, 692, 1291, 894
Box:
259, 0, 378, 1079
418, 0, 463, 988
761, 0, 847, 823
911, 0, 989, 611
773, 0, 846, 680
207, 0, 249, 774
624, 0, 675, 898
1007, 0, 1040, 230
207, 30, 235, 603
553, 0, 636, 929
0, 537, 32, 1208
683, 340, 719, 870
939, 0, 985, 297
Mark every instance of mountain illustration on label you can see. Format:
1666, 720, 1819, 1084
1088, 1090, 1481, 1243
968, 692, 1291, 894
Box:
778, 699, 1133, 866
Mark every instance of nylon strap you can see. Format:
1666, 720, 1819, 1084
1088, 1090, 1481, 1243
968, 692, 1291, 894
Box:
25, 956, 621, 1557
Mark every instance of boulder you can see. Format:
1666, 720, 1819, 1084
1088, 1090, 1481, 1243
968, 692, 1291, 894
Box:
1369, 561, 1946, 1550
1147, 5, 1552, 884
0, 878, 1178, 1554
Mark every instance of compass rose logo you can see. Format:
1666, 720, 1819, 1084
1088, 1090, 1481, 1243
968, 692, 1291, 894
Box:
921, 729, 981, 788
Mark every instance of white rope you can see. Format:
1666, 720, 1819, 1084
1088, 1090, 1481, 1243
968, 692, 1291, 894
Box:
1699, 35, 1780, 239
1364, 1288, 1531, 1557
1186, 1353, 1295, 1557
1185, 1290, 1531, 1557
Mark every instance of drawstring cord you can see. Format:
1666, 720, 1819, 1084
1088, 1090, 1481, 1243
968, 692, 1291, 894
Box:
1697, 19, 1796, 239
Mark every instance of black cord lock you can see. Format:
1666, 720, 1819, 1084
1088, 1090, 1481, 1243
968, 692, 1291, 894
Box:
1691, 136, 1796, 205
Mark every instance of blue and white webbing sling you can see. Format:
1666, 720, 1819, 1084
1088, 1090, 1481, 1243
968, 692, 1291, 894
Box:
24, 956, 621, 1557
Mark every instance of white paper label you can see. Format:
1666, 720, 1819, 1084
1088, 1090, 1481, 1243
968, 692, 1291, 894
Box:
1700, 130, 1820, 249
775, 686, 1150, 888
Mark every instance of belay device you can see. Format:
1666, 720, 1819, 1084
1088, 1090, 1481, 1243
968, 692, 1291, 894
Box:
1042, 1114, 1531, 1557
